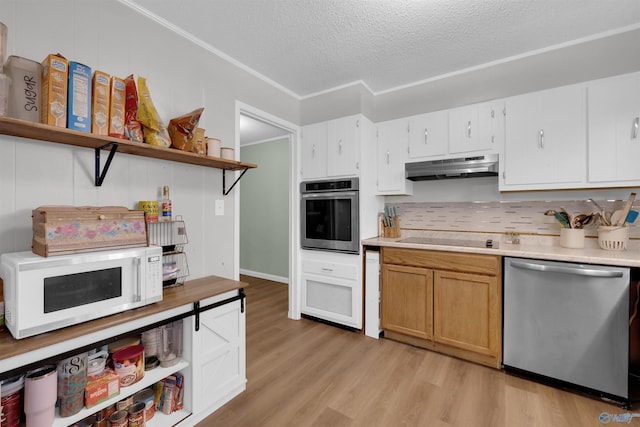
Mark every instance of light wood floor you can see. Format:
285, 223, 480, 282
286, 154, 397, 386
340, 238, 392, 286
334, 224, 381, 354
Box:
199, 276, 635, 427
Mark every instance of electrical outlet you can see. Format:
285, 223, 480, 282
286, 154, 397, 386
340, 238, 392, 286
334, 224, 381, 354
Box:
215, 199, 224, 216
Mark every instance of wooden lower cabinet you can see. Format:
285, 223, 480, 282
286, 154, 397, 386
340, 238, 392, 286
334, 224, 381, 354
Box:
381, 247, 502, 368
381, 264, 433, 340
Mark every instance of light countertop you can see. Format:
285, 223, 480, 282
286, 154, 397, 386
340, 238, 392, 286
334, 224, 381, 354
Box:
362, 232, 640, 268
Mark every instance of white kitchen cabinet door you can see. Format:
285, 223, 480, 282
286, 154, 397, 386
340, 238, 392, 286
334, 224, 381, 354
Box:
588, 72, 640, 183
376, 118, 413, 195
449, 104, 479, 154
502, 84, 586, 190
327, 115, 360, 177
301, 121, 328, 179
477, 100, 505, 155
408, 110, 448, 158
191, 296, 246, 415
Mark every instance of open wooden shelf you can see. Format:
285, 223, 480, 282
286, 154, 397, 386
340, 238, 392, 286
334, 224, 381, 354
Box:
0, 116, 257, 171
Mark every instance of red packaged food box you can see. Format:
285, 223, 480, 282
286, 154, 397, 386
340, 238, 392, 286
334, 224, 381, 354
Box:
85, 369, 120, 408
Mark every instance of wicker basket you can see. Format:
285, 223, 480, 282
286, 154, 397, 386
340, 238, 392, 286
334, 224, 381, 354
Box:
597, 226, 629, 251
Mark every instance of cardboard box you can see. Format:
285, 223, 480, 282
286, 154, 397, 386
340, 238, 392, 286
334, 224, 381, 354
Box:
85, 369, 120, 408
109, 76, 125, 138
41, 53, 68, 127
67, 61, 92, 132
92, 70, 111, 135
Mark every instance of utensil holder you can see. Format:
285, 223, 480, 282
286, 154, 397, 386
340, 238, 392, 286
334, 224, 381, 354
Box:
597, 226, 628, 251
559, 228, 584, 249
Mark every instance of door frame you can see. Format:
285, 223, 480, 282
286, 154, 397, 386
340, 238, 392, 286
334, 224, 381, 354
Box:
235, 101, 301, 320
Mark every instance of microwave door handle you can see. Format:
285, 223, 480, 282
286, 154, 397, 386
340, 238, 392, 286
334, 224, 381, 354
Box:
135, 256, 142, 302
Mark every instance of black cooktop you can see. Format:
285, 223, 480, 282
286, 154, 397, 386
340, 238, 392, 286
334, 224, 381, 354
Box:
397, 236, 499, 249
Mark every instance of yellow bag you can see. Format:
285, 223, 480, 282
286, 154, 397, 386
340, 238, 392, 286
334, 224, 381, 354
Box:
137, 76, 170, 147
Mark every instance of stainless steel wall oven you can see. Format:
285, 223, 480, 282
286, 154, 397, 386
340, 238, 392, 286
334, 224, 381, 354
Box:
300, 178, 359, 254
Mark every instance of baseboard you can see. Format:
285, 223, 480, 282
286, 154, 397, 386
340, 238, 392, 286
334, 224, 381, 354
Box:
239, 268, 289, 284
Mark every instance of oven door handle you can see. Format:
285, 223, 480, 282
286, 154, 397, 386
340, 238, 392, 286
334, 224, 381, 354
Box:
302, 191, 358, 199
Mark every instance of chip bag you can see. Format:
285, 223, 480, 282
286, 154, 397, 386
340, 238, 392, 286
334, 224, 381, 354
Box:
124, 75, 143, 143
168, 108, 204, 150
137, 76, 170, 147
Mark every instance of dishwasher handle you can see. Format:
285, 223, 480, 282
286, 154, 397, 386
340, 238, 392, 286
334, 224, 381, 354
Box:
509, 260, 624, 278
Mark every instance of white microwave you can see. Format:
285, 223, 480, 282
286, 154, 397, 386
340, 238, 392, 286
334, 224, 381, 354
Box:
0, 246, 163, 339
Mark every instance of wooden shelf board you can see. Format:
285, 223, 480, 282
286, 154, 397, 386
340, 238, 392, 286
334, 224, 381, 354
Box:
0, 116, 256, 171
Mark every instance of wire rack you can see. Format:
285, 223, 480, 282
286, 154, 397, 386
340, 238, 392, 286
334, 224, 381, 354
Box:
147, 216, 190, 288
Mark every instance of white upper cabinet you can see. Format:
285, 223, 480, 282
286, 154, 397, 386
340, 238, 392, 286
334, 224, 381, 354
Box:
301, 115, 360, 179
408, 110, 448, 158
587, 71, 640, 184
327, 115, 360, 177
301, 121, 328, 179
449, 101, 503, 155
376, 118, 413, 195
477, 100, 505, 155
501, 83, 586, 190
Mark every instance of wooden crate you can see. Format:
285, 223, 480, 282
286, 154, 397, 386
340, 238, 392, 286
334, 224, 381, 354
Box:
32, 206, 148, 257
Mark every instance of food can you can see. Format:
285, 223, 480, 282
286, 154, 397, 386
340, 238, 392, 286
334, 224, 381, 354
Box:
133, 387, 155, 421
112, 345, 145, 387
108, 409, 127, 427
138, 201, 158, 223
115, 395, 133, 411
1, 375, 25, 427
127, 402, 145, 427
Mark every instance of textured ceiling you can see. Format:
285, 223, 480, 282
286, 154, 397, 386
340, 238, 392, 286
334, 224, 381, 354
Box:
125, 0, 639, 97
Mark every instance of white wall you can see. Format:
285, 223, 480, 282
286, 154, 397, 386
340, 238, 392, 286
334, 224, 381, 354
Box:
0, 0, 299, 280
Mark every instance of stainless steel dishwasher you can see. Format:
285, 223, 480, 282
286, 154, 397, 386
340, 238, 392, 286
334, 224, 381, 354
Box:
503, 257, 630, 399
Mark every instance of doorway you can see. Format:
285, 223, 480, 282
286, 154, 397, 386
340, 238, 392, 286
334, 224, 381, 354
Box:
235, 102, 300, 320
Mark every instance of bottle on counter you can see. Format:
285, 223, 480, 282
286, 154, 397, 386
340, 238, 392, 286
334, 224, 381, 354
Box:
160, 186, 172, 222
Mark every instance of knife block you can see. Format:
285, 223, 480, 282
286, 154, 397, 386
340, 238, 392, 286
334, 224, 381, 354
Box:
383, 219, 401, 238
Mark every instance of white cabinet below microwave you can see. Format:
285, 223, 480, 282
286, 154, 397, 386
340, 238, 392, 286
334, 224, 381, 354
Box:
301, 251, 362, 329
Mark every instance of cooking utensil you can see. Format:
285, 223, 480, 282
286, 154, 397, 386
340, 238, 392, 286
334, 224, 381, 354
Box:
625, 210, 639, 225
617, 192, 636, 227
554, 212, 570, 228
588, 198, 610, 225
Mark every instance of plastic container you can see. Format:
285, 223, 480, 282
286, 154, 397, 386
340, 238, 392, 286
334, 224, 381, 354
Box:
207, 137, 221, 157
1, 375, 24, 427
598, 226, 629, 251
559, 228, 585, 249
112, 345, 144, 387
158, 319, 183, 368
220, 147, 235, 160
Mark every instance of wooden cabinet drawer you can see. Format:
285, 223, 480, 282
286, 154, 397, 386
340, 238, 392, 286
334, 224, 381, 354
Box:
382, 247, 500, 276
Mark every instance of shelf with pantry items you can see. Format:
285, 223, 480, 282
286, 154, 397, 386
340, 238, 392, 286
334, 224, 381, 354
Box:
0, 116, 256, 191
51, 359, 190, 427
147, 217, 190, 288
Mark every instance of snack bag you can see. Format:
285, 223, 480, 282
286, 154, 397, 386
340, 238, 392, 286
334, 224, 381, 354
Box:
124, 74, 143, 142
167, 108, 204, 150
136, 76, 170, 147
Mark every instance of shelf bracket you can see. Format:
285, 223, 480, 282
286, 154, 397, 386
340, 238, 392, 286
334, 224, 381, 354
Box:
95, 142, 119, 186
222, 167, 250, 196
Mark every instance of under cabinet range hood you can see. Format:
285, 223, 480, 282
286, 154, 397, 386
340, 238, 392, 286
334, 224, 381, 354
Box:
405, 154, 499, 181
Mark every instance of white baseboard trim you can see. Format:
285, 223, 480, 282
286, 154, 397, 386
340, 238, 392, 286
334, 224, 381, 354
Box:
239, 269, 289, 284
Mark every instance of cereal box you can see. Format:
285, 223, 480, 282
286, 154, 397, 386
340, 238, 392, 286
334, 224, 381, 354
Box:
41, 53, 68, 127
109, 76, 125, 138
67, 61, 92, 132
92, 70, 111, 135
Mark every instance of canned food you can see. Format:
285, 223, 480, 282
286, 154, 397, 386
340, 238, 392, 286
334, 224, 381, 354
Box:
133, 387, 155, 421
127, 402, 145, 427
108, 410, 127, 427
115, 395, 133, 411
138, 201, 158, 223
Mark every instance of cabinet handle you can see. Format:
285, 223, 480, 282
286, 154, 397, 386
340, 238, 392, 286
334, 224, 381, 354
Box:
491, 109, 495, 119
339, 139, 343, 154
467, 121, 471, 138
633, 117, 639, 139
424, 128, 428, 144
386, 151, 390, 165
321, 267, 334, 272
312, 144, 316, 158
539, 129, 544, 148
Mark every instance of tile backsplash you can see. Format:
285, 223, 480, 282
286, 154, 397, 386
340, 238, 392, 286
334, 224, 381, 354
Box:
389, 199, 640, 239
